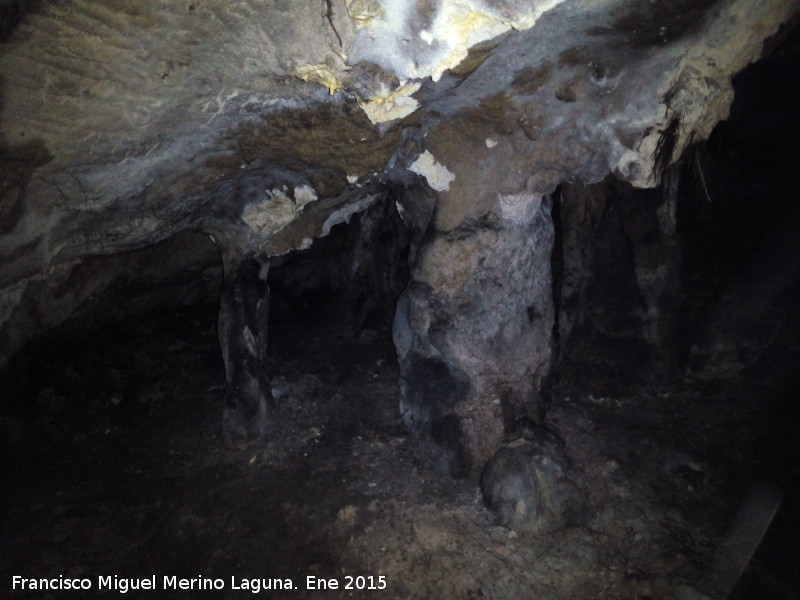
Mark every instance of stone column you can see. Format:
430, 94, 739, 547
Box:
616, 169, 682, 381
557, 174, 682, 386
217, 250, 273, 445
394, 186, 555, 478
557, 181, 609, 346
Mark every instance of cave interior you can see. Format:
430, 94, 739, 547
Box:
1, 2, 800, 599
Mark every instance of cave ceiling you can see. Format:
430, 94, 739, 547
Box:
0, 0, 797, 367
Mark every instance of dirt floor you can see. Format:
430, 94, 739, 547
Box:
1, 298, 798, 600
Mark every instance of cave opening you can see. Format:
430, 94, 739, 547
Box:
0, 189, 429, 586
267, 193, 410, 361
539, 22, 800, 597
0, 190, 413, 441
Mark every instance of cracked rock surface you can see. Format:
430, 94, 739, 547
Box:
1, 0, 796, 367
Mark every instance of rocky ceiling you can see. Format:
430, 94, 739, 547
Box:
1, 0, 798, 472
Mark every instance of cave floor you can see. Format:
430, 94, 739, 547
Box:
1, 304, 798, 599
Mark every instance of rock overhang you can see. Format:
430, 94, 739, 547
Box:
0, 0, 798, 367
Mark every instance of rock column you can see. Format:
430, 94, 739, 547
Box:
218, 250, 273, 445
394, 180, 555, 477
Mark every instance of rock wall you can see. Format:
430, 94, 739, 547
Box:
0, 0, 797, 466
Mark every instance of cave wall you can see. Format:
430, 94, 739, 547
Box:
1, 0, 798, 472
0, 230, 222, 369
1, 0, 795, 369
678, 24, 800, 381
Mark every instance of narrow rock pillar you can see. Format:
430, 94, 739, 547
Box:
617, 169, 682, 381
558, 174, 682, 386
218, 251, 273, 445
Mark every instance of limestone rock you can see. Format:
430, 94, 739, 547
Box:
480, 427, 582, 533
0, 0, 796, 459
1, 0, 794, 372
394, 192, 555, 476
